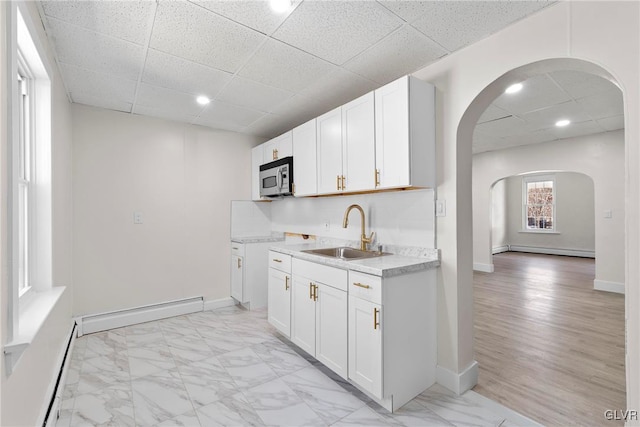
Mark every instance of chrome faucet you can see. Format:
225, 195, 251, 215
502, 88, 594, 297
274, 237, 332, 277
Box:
342, 204, 375, 251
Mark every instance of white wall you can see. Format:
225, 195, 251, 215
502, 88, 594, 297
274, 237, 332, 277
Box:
474, 132, 623, 284
490, 179, 507, 251
412, 1, 639, 407
503, 172, 595, 254
1, 2, 74, 425
72, 105, 263, 316
270, 189, 435, 249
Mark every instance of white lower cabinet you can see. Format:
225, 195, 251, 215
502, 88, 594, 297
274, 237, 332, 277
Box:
231, 242, 275, 309
291, 258, 348, 379
267, 251, 292, 337
230, 253, 245, 302
348, 295, 382, 398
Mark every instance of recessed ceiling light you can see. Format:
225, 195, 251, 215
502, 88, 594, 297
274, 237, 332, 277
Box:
196, 95, 210, 106
505, 83, 523, 94
269, 0, 291, 13
555, 119, 571, 127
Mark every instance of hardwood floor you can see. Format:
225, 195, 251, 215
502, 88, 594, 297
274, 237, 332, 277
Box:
472, 252, 626, 427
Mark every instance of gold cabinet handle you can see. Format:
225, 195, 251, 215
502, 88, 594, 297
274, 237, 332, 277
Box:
285, 276, 289, 290
237, 258, 242, 268
375, 169, 380, 187
313, 284, 318, 301
232, 246, 239, 250
336, 175, 341, 191
273, 259, 282, 263
341, 175, 346, 190
353, 282, 370, 289
275, 148, 278, 159
309, 282, 314, 299
374, 307, 380, 330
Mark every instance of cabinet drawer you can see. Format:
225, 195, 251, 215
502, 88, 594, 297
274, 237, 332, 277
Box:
292, 258, 347, 292
349, 271, 382, 304
269, 251, 292, 273
231, 243, 245, 257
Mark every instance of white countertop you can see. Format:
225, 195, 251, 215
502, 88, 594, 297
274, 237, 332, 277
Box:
269, 242, 440, 278
231, 233, 285, 244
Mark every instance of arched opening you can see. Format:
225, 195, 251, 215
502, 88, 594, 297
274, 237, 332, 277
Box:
459, 58, 626, 425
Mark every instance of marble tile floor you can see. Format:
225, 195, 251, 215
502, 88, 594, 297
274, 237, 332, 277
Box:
56, 305, 539, 427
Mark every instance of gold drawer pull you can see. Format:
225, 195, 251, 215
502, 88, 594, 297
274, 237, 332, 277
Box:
375, 169, 380, 187
309, 282, 314, 299
273, 259, 282, 263
232, 247, 239, 250
353, 282, 370, 289
374, 307, 380, 330
237, 258, 242, 268
285, 276, 289, 290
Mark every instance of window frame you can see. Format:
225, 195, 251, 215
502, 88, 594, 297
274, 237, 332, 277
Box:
522, 174, 556, 233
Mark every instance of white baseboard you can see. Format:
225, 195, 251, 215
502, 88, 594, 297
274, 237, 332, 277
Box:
40, 321, 76, 427
203, 297, 237, 311
473, 263, 494, 273
436, 361, 478, 395
594, 279, 625, 294
508, 245, 595, 258
492, 245, 509, 255
79, 297, 204, 336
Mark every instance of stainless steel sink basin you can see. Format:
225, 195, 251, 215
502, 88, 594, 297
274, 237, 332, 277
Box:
302, 246, 390, 261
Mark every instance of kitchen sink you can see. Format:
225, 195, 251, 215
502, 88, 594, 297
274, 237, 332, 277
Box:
302, 246, 390, 261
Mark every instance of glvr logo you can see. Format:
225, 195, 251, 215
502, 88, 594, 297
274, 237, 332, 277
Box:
604, 410, 638, 421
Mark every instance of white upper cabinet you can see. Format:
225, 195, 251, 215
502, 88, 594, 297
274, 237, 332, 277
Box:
342, 92, 375, 192
375, 76, 435, 189
251, 145, 263, 201
316, 107, 344, 195
263, 131, 293, 163
292, 119, 317, 197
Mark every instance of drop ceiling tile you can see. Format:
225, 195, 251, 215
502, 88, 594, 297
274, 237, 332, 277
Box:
133, 104, 199, 125
272, 1, 403, 65
298, 68, 378, 111
576, 90, 624, 120
344, 25, 448, 85
548, 70, 619, 99
477, 105, 510, 124
549, 119, 605, 140
41, 1, 155, 45
377, 1, 431, 23
596, 115, 625, 131
493, 74, 571, 116
411, 1, 553, 52
269, 93, 327, 124
474, 115, 528, 138
150, 0, 265, 73
135, 83, 206, 117
238, 38, 336, 92
215, 76, 294, 113
60, 63, 138, 104
71, 93, 133, 114
142, 49, 232, 98
195, 101, 267, 130
191, 0, 300, 35
46, 18, 144, 80
244, 113, 287, 138
521, 101, 592, 131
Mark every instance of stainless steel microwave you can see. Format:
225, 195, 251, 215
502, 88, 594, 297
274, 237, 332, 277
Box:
259, 156, 293, 198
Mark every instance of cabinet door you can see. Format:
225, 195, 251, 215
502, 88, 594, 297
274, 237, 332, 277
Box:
251, 145, 263, 200
375, 77, 410, 188
316, 284, 348, 379
291, 276, 316, 357
316, 107, 343, 195
231, 255, 245, 302
342, 93, 375, 192
264, 131, 293, 163
292, 119, 317, 197
268, 268, 291, 337
348, 295, 382, 398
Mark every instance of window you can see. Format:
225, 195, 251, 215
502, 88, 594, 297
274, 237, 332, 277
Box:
523, 175, 555, 231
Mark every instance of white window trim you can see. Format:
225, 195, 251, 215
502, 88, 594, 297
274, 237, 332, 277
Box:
521, 174, 557, 233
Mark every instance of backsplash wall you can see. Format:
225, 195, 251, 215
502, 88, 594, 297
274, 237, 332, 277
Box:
270, 189, 435, 249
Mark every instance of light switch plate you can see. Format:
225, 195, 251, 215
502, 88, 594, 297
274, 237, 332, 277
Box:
436, 200, 446, 217
134, 212, 143, 224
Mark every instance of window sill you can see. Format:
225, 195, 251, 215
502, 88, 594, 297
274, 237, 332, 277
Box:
518, 230, 560, 235
4, 286, 66, 375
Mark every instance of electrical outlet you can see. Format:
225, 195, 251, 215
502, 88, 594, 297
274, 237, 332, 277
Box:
436, 200, 446, 217
134, 212, 143, 224
323, 220, 330, 231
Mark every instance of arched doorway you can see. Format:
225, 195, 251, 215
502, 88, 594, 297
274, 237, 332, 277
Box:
460, 59, 626, 424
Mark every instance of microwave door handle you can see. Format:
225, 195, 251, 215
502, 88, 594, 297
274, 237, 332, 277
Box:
276, 168, 283, 190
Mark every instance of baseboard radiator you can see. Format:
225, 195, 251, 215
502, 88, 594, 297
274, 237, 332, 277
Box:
78, 296, 204, 336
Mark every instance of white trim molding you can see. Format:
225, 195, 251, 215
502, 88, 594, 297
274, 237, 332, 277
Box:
203, 297, 236, 311
594, 280, 625, 294
492, 245, 509, 254
436, 361, 479, 395
508, 245, 595, 258
473, 263, 494, 273
40, 322, 76, 426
